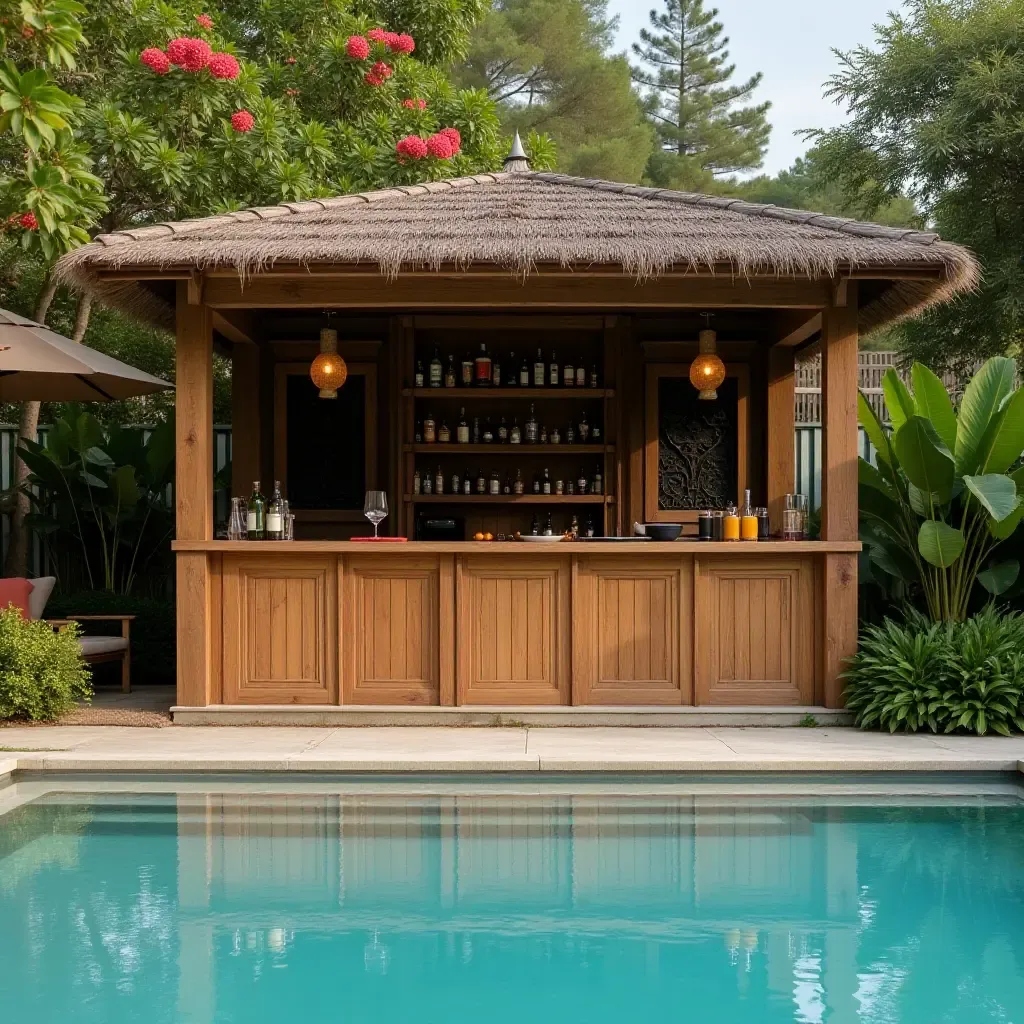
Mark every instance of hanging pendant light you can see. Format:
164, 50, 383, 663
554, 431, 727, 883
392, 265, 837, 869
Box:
689, 315, 726, 401
310, 325, 347, 398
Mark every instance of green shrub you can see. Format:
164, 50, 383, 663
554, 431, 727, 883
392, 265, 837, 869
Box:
0, 607, 91, 721
46, 590, 175, 685
844, 606, 1024, 735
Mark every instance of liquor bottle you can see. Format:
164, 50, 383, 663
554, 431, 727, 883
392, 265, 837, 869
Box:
444, 355, 457, 388
492, 358, 502, 387
577, 467, 587, 494
457, 408, 470, 444
414, 419, 423, 443
592, 422, 602, 441
474, 342, 492, 386
740, 488, 758, 541
543, 513, 554, 536
503, 473, 512, 494
462, 471, 472, 495
548, 351, 559, 386
530, 513, 541, 536
551, 425, 561, 445
438, 419, 451, 443
593, 467, 603, 494
482, 418, 494, 443
414, 360, 425, 387
567, 480, 575, 495
429, 347, 443, 388
413, 469, 422, 495
539, 422, 548, 444
525, 404, 538, 443
542, 467, 552, 494
555, 478, 564, 494
513, 468, 525, 494
579, 411, 590, 442
563, 360, 574, 388
510, 418, 521, 444
532, 472, 541, 494
583, 515, 595, 538
422, 471, 433, 495
472, 417, 481, 443
461, 351, 474, 387
520, 354, 530, 387
451, 471, 460, 494
497, 417, 508, 443
423, 411, 437, 443
489, 470, 501, 495
266, 481, 285, 540
533, 348, 546, 386
508, 352, 517, 386
589, 364, 599, 388
566, 423, 575, 444
575, 365, 586, 388
569, 514, 579, 538
435, 466, 445, 495
476, 469, 486, 494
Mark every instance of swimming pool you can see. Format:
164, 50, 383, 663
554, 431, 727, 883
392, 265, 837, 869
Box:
1, 774, 1023, 1023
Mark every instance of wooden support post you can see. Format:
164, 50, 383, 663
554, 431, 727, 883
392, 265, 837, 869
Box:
175, 283, 215, 707
821, 287, 859, 708
767, 346, 796, 531
230, 341, 260, 498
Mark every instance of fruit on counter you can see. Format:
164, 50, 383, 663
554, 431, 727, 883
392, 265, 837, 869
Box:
473, 531, 485, 541
484, 532, 494, 541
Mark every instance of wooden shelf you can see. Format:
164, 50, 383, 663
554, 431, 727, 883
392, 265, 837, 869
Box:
403, 444, 611, 454
403, 387, 614, 400
404, 494, 612, 504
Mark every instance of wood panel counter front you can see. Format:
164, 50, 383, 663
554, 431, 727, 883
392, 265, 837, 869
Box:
172, 540, 860, 708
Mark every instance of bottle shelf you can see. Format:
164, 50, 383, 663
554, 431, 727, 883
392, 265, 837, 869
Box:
404, 494, 613, 505
404, 444, 611, 455
403, 387, 614, 400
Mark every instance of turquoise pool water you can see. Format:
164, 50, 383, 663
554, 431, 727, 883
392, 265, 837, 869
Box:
1, 782, 1023, 1023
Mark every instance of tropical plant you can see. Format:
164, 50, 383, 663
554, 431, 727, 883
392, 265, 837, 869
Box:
15, 410, 175, 594
844, 606, 1024, 735
859, 357, 1024, 622
0, 605, 90, 721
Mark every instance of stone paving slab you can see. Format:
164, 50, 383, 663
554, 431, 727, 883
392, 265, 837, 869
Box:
0, 723, 1022, 774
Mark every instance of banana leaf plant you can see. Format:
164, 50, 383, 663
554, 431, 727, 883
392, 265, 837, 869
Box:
16, 410, 174, 594
859, 357, 1024, 622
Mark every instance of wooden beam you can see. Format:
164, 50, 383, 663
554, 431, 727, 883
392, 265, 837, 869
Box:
832, 277, 849, 308
187, 270, 204, 305
230, 341, 260, 497
212, 309, 256, 345
767, 346, 795, 530
821, 287, 859, 708
775, 311, 822, 348
201, 274, 832, 310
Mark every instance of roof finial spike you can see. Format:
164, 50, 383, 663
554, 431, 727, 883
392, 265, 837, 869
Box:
503, 130, 530, 173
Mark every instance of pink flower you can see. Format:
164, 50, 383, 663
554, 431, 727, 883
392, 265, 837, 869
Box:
426, 133, 454, 159
370, 61, 392, 79
140, 47, 170, 74
396, 135, 428, 160
230, 109, 255, 132
18, 211, 37, 231
345, 35, 370, 60
367, 27, 388, 42
392, 33, 415, 54
383, 31, 400, 49
166, 36, 212, 72
285, 56, 297, 64
285, 87, 300, 97
364, 72, 384, 87
195, 13, 213, 29
207, 51, 240, 79
438, 127, 461, 153
402, 97, 427, 110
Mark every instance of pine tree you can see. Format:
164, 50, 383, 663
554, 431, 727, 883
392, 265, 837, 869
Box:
631, 0, 770, 190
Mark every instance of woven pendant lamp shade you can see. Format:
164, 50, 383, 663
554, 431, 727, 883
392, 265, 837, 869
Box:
310, 327, 347, 398
689, 329, 726, 400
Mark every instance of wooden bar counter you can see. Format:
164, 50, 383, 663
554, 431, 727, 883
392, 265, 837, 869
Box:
172, 540, 859, 708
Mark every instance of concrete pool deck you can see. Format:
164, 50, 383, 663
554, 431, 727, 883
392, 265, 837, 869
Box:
2, 722, 1024, 776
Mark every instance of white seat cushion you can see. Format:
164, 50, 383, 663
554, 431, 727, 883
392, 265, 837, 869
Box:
28, 576, 56, 620
79, 636, 129, 657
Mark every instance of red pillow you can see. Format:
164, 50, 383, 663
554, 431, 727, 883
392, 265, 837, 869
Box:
0, 577, 33, 617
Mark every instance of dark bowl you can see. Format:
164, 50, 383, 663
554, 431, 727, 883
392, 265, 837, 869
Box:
643, 523, 682, 542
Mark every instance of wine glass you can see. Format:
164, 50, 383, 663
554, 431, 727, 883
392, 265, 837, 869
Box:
363, 490, 388, 538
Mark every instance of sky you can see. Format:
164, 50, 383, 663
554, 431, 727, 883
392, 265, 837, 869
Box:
606, 0, 904, 175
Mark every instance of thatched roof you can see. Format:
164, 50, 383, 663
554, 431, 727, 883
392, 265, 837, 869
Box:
55, 170, 979, 331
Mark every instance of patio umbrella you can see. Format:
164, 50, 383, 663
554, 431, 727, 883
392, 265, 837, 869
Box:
0, 306, 171, 401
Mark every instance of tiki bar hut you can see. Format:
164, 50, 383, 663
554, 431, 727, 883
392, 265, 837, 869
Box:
56, 143, 978, 719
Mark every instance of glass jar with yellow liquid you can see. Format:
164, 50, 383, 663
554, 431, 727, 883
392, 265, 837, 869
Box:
740, 489, 759, 541
723, 503, 741, 541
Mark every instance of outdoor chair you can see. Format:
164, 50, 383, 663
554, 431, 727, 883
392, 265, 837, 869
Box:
0, 576, 134, 692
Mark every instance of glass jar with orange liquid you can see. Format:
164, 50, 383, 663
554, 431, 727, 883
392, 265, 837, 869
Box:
723, 503, 740, 541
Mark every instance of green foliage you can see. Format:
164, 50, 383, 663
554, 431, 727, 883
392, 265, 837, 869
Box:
807, 0, 1024, 373
456, 0, 652, 181
844, 606, 1024, 735
631, 0, 770, 189
17, 410, 175, 593
859, 357, 1024, 621
0, 606, 90, 721
46, 589, 175, 684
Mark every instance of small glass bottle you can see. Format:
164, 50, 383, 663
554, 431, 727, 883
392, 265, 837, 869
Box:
724, 503, 741, 541
461, 351, 474, 387
429, 348, 443, 388
457, 408, 470, 444
451, 471, 460, 494
697, 510, 713, 540
555, 478, 564, 495
566, 423, 575, 445
476, 469, 486, 494
525, 404, 538, 443
584, 515, 595, 538
482, 418, 494, 443
592, 422, 602, 441
492, 357, 502, 387
530, 513, 541, 536
539, 423, 548, 444
438, 419, 451, 443
444, 355, 457, 388
472, 417, 481, 444
497, 417, 508, 443
589, 364, 599, 388
757, 507, 771, 540
577, 467, 587, 494
513, 468, 525, 495
740, 489, 758, 541
422, 471, 433, 495
575, 365, 586, 388
414, 360, 425, 388
489, 470, 501, 495
463, 471, 472, 496
551, 425, 561, 445
567, 480, 575, 495
414, 419, 423, 443
579, 411, 590, 442
520, 353, 530, 387
503, 473, 511, 495
549, 350, 559, 386
542, 468, 552, 494
593, 467, 603, 495
711, 509, 724, 541
434, 466, 444, 495
413, 469, 422, 495
532, 472, 541, 494
423, 411, 436, 443
563, 360, 574, 387
533, 348, 546, 387
569, 514, 579, 538
228, 496, 247, 541
543, 513, 555, 536
510, 418, 521, 444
